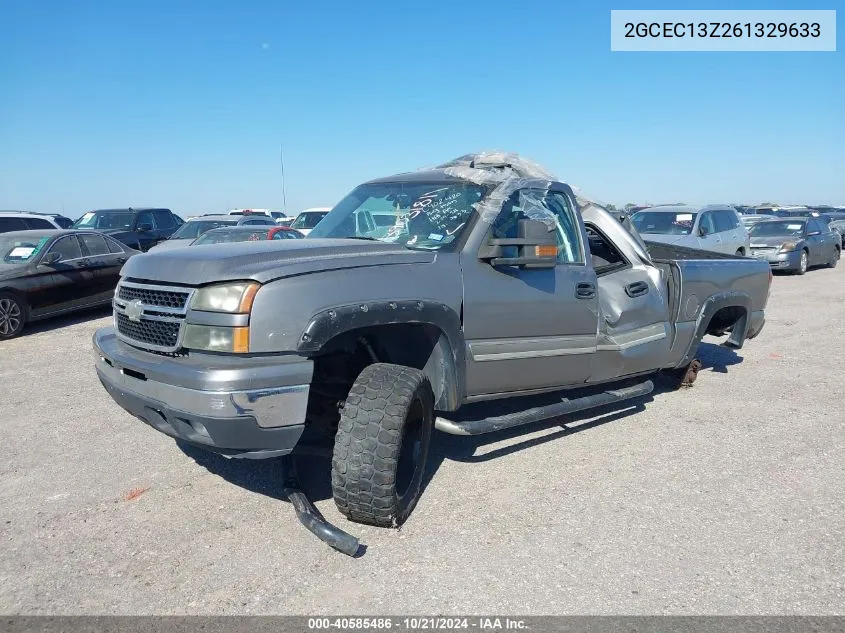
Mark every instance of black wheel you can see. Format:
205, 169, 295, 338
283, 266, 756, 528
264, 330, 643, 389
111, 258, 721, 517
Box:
827, 247, 840, 269
0, 292, 26, 339
331, 363, 434, 527
794, 250, 808, 275
735, 248, 744, 256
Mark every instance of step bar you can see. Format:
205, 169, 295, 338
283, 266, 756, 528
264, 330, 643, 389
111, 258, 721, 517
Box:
435, 380, 654, 436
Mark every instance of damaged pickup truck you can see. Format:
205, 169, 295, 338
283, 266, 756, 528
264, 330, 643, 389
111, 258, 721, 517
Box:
93, 152, 771, 555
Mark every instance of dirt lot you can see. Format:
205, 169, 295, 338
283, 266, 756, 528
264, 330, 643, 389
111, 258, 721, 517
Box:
0, 265, 843, 615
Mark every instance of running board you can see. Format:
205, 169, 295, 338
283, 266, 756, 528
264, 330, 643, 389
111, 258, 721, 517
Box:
435, 380, 654, 436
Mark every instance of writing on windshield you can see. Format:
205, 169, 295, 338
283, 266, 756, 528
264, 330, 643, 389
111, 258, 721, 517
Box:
308, 182, 486, 250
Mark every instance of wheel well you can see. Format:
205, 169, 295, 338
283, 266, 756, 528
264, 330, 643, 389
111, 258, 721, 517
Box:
705, 305, 747, 336
306, 323, 459, 434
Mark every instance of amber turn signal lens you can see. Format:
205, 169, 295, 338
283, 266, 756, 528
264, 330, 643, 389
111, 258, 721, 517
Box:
232, 327, 250, 353
238, 283, 260, 313
535, 245, 557, 258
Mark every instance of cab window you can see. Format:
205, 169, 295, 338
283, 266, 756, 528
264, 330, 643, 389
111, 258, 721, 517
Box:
492, 189, 584, 264
585, 223, 627, 275
153, 209, 176, 229
136, 210, 155, 229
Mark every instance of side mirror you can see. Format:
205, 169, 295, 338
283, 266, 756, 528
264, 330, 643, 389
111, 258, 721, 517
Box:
698, 225, 708, 237
41, 252, 62, 266
137, 223, 153, 233
479, 219, 557, 270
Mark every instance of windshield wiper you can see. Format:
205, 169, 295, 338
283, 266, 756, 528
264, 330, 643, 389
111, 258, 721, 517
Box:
341, 236, 380, 241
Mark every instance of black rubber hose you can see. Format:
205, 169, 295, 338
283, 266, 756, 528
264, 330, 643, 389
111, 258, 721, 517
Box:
282, 457, 362, 557
284, 487, 361, 557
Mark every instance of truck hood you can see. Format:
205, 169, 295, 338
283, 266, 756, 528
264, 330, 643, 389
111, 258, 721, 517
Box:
119, 238, 437, 285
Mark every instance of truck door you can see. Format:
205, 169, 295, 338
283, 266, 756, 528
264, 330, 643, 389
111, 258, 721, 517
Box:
582, 221, 672, 383
461, 186, 599, 397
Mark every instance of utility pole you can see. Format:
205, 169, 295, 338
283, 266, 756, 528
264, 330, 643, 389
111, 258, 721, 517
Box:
280, 143, 288, 212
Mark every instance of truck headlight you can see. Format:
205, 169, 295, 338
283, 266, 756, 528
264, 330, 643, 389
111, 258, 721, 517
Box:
779, 241, 798, 252
191, 282, 260, 313
183, 325, 250, 353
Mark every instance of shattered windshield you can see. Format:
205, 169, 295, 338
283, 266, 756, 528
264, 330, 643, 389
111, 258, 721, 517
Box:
308, 182, 487, 250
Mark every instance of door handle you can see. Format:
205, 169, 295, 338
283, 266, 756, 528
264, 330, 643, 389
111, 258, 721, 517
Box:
625, 281, 649, 298
575, 282, 596, 300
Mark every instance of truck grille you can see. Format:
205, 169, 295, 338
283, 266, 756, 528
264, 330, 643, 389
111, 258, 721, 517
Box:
113, 280, 194, 352
117, 285, 189, 309
116, 313, 180, 348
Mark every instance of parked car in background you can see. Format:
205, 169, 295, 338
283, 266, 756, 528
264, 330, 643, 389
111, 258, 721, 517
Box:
817, 213, 845, 249
0, 229, 139, 339
290, 207, 331, 235
268, 211, 296, 225
149, 213, 278, 251
71, 208, 182, 252
748, 217, 840, 274
227, 209, 272, 216
191, 225, 304, 245
771, 206, 814, 218
34, 212, 75, 228
741, 214, 777, 229
631, 204, 750, 255
0, 211, 66, 233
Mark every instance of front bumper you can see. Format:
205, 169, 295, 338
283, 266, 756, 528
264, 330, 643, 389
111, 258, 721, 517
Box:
750, 249, 801, 270
93, 327, 313, 459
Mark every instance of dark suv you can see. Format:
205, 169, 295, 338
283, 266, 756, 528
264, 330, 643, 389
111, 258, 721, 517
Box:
71, 208, 183, 251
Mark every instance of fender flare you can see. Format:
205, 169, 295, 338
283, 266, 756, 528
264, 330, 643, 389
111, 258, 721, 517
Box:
297, 299, 466, 410
676, 291, 752, 369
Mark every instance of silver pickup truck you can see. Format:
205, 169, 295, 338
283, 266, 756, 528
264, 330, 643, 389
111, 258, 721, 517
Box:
93, 153, 770, 552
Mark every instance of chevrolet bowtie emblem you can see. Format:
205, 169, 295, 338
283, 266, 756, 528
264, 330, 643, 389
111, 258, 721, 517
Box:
125, 299, 144, 323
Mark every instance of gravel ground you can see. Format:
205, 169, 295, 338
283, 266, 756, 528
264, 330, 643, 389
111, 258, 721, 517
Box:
0, 265, 843, 615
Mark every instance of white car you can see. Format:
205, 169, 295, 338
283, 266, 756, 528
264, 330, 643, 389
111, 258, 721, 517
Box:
0, 211, 65, 233
631, 204, 751, 256
289, 207, 331, 236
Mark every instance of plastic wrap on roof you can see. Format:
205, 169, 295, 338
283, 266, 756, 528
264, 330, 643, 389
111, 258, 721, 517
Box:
435, 151, 557, 224
438, 151, 557, 182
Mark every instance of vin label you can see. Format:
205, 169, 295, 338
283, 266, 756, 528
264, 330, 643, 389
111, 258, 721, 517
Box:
610, 10, 836, 51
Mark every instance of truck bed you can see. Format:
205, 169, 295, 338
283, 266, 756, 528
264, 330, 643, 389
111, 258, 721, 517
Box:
645, 241, 747, 261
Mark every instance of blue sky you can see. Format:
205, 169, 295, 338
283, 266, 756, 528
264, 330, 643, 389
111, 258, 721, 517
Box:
1, 0, 843, 217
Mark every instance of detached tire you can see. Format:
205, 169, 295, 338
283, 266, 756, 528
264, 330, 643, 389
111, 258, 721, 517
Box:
331, 363, 434, 527
0, 292, 26, 340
